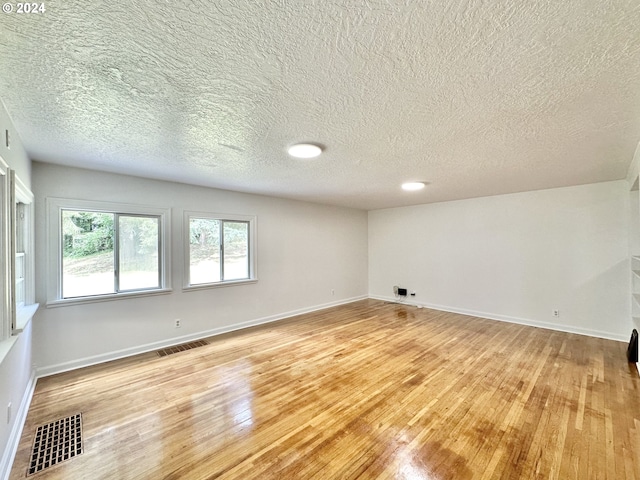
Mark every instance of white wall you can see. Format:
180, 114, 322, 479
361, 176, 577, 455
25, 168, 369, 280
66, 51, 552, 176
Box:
0, 322, 34, 480
32, 163, 368, 374
369, 181, 631, 341
0, 100, 34, 480
627, 144, 640, 343
631, 187, 640, 372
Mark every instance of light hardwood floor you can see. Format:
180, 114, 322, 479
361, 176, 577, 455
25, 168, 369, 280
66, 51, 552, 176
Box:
9, 300, 640, 479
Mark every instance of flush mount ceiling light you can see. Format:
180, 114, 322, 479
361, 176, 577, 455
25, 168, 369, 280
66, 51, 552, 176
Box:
402, 182, 426, 191
287, 143, 323, 159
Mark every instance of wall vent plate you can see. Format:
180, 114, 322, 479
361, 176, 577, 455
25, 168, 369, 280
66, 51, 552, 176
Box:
157, 339, 208, 357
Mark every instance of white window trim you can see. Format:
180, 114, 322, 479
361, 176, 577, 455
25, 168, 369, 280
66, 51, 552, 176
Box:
46, 197, 172, 307
0, 157, 8, 341
12, 172, 37, 331
183, 211, 257, 291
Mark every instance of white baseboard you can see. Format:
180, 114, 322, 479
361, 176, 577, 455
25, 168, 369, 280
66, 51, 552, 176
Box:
0, 369, 36, 480
37, 295, 368, 378
369, 295, 629, 343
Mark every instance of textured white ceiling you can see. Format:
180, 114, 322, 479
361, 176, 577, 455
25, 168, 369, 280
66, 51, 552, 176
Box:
1, 1, 639, 210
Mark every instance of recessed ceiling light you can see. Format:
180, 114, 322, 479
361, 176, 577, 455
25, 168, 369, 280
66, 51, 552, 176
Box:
402, 182, 425, 191
288, 143, 323, 158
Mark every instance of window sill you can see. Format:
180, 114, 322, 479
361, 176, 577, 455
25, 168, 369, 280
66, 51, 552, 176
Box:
46, 288, 173, 308
14, 303, 39, 333
183, 279, 257, 292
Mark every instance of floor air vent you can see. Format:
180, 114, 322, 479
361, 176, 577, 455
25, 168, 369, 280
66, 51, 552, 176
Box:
27, 413, 83, 476
157, 340, 208, 357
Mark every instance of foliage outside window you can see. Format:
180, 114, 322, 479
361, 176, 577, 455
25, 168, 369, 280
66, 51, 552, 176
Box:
47, 199, 171, 304
186, 213, 256, 288
62, 211, 160, 298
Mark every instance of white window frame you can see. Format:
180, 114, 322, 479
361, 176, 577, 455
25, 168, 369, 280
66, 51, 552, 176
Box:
184, 211, 257, 290
46, 198, 172, 306
11, 172, 37, 331
0, 159, 8, 340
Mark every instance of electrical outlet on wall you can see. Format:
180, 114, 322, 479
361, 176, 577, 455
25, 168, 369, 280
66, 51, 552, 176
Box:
175, 319, 181, 328
552, 309, 559, 318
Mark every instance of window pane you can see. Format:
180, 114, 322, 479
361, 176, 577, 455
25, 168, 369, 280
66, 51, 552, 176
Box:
62, 210, 115, 298
118, 216, 160, 291
15, 203, 25, 307
190, 218, 220, 284
223, 221, 249, 280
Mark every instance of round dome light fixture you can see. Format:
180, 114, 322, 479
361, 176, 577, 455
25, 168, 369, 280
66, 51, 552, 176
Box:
287, 143, 323, 159
402, 182, 426, 191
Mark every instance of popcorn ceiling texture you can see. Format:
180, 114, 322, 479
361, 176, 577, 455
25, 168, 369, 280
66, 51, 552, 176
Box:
0, 0, 639, 209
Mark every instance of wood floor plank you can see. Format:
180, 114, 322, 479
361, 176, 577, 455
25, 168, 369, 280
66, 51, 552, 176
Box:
8, 299, 640, 479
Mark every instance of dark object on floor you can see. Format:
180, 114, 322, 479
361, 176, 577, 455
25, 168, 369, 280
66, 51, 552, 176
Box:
627, 329, 638, 363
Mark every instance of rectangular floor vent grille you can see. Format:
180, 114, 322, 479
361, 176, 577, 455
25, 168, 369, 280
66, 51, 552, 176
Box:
27, 413, 83, 476
157, 340, 208, 357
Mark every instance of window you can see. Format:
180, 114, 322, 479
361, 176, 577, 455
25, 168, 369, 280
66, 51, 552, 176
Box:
0, 165, 38, 341
47, 199, 171, 304
11, 171, 37, 332
14, 202, 26, 308
0, 162, 7, 340
185, 212, 256, 288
